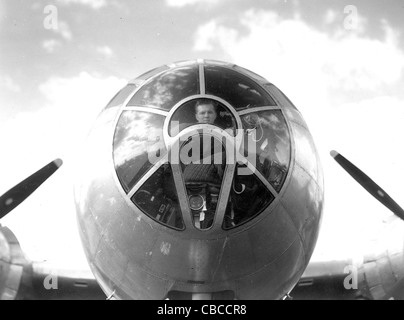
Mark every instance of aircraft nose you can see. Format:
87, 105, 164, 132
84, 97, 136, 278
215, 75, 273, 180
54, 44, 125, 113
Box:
149, 234, 227, 284
187, 241, 213, 282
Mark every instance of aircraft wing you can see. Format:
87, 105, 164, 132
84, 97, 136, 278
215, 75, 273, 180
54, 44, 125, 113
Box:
27, 263, 105, 300
291, 236, 404, 301
0, 225, 105, 300
289, 259, 366, 300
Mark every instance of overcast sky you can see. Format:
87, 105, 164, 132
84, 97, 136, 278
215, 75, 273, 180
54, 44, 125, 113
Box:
1, 0, 404, 269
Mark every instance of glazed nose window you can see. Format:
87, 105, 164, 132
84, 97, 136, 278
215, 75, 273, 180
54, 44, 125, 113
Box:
132, 163, 185, 230
114, 111, 167, 193
223, 164, 274, 229
169, 99, 237, 137
205, 66, 277, 110
180, 134, 226, 230
112, 61, 293, 232
127, 66, 200, 110
240, 110, 290, 192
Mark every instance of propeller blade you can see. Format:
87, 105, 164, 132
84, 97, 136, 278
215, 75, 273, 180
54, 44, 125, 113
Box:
0, 159, 63, 219
330, 150, 404, 220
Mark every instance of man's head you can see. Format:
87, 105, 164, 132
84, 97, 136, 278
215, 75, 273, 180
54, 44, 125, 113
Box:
195, 99, 217, 124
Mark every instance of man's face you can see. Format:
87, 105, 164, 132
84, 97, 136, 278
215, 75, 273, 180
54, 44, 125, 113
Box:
195, 104, 217, 124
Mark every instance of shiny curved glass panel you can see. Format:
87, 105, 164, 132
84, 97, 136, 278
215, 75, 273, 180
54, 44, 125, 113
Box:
240, 110, 290, 192
232, 65, 269, 83
127, 66, 200, 110
132, 163, 184, 230
169, 99, 237, 137
135, 65, 169, 81
104, 84, 137, 110
180, 134, 226, 230
223, 164, 274, 229
113, 111, 167, 193
263, 83, 298, 110
205, 66, 276, 110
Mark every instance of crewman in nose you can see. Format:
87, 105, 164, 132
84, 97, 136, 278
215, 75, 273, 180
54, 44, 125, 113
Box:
195, 99, 218, 125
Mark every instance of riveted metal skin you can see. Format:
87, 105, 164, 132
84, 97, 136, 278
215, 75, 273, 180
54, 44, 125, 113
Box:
74, 60, 324, 300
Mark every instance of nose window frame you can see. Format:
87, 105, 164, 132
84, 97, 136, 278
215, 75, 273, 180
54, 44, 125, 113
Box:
111, 62, 293, 234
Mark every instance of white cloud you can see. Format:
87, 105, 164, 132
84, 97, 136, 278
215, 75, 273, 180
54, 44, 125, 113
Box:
42, 39, 63, 53
0, 73, 126, 264
0, 75, 21, 93
56, 20, 73, 40
193, 20, 237, 52
381, 18, 401, 48
46, 20, 73, 40
193, 9, 404, 106
56, 0, 108, 9
37, 72, 125, 146
96, 45, 114, 59
0, 72, 126, 195
324, 9, 337, 25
